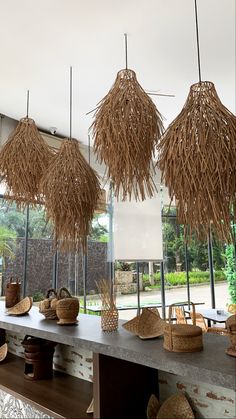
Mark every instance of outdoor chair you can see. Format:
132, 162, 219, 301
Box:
228, 304, 236, 314
190, 312, 227, 335
175, 307, 187, 324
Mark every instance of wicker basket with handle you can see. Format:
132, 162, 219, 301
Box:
39, 288, 58, 320
56, 287, 79, 325
163, 302, 203, 353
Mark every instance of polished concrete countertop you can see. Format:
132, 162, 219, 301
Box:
0, 302, 235, 390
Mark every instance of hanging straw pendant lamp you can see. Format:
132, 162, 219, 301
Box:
41, 68, 100, 253
87, 134, 107, 215
157, 0, 236, 243
91, 34, 164, 201
0, 91, 53, 207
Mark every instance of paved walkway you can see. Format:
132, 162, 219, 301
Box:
115, 282, 229, 320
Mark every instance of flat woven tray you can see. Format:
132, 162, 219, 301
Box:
6, 296, 33, 316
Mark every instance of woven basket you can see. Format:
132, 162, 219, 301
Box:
56, 287, 79, 325
39, 288, 58, 320
157, 393, 195, 419
5, 278, 21, 308
163, 303, 203, 353
6, 296, 33, 316
101, 308, 119, 332
0, 343, 8, 362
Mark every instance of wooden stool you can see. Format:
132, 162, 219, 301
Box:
22, 336, 56, 380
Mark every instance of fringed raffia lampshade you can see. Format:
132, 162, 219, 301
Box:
0, 118, 53, 207
91, 68, 164, 201
41, 137, 100, 253
157, 81, 236, 242
94, 188, 106, 214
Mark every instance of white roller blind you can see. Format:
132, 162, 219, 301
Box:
113, 193, 163, 261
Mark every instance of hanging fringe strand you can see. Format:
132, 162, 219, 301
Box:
91, 69, 164, 201
0, 117, 53, 207
41, 138, 100, 253
157, 81, 236, 243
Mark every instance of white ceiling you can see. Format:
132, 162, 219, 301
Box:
0, 0, 235, 145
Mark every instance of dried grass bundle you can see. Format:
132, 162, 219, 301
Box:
96, 279, 116, 310
0, 118, 53, 207
91, 69, 164, 201
157, 81, 236, 242
41, 138, 100, 253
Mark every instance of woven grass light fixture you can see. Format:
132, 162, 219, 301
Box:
157, 0, 236, 243
91, 34, 164, 201
87, 134, 107, 215
0, 91, 53, 207
41, 68, 100, 253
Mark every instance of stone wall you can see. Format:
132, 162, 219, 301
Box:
3, 239, 108, 296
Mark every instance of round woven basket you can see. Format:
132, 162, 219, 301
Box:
39, 288, 58, 320
56, 287, 79, 325
6, 296, 33, 316
163, 303, 203, 353
0, 343, 8, 362
157, 393, 195, 419
101, 308, 119, 332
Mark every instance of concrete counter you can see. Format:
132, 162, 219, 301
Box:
0, 302, 235, 390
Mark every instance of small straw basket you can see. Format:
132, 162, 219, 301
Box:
101, 308, 119, 332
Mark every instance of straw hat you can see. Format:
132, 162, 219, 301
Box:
6, 296, 33, 316
122, 314, 140, 335
138, 308, 165, 340
122, 308, 165, 339
147, 394, 160, 419
157, 393, 195, 419
0, 343, 8, 362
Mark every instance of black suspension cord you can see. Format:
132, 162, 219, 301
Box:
26, 90, 30, 118
194, 0, 202, 82
124, 33, 128, 69
69, 66, 72, 139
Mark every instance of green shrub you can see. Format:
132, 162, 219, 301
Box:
143, 270, 226, 287
32, 290, 44, 302
224, 245, 236, 304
